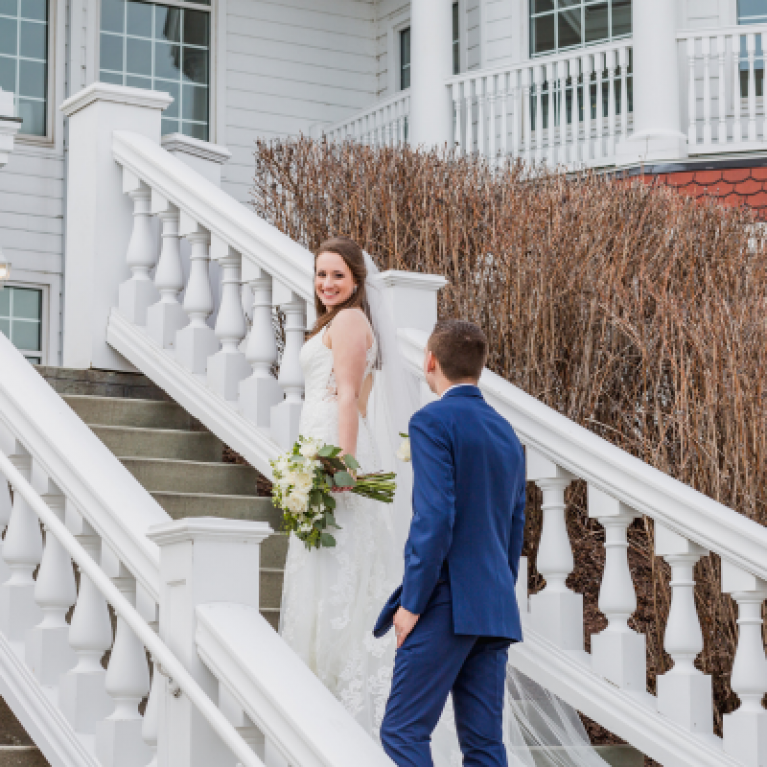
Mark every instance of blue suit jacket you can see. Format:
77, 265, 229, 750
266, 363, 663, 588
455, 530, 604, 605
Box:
374, 385, 526, 642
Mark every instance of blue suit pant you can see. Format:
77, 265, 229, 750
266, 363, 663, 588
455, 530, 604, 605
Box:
380, 582, 511, 767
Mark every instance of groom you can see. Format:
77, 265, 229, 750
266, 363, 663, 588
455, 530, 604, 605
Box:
374, 319, 526, 767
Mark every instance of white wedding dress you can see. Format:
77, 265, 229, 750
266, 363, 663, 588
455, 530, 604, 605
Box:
280, 323, 609, 767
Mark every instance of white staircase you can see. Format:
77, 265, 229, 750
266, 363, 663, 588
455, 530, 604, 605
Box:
0, 81, 766, 767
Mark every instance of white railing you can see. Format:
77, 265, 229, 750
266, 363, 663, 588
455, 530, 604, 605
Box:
447, 40, 633, 167
321, 90, 411, 147
680, 24, 767, 153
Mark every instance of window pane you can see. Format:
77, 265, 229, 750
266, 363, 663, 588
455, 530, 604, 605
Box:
21, 0, 45, 21
400, 27, 410, 67
100, 33, 123, 71
12, 320, 41, 351
739, 0, 767, 22
126, 74, 151, 89
558, 8, 582, 48
126, 0, 152, 36
0, 56, 16, 92
13, 287, 41, 319
559, 0, 580, 6
0, 18, 18, 56
182, 120, 207, 140
532, 14, 555, 54
155, 41, 180, 79
183, 9, 208, 46
126, 36, 151, 75
612, 0, 632, 36
182, 46, 207, 84
18, 97, 44, 134
0, 0, 17, 15
531, 0, 554, 12
161, 117, 179, 134
181, 82, 206, 121
452, 2, 459, 74
0, 287, 9, 316
0, 318, 9, 339
154, 77, 179, 115
20, 19, 46, 58
585, 2, 609, 43
101, 0, 124, 33
155, 5, 180, 42
100, 69, 123, 84
19, 58, 45, 98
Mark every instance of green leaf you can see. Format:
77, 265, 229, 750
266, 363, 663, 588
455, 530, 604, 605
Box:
325, 512, 340, 528
399, 432, 409, 439
317, 445, 335, 457
334, 471, 356, 487
320, 533, 337, 547
328, 457, 345, 471
343, 454, 360, 470
309, 489, 323, 506
325, 494, 336, 510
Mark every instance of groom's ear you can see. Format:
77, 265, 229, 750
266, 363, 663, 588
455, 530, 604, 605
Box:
424, 349, 438, 374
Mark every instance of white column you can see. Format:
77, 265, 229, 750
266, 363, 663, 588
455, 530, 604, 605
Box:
377, 271, 447, 334
239, 266, 282, 429
60, 83, 171, 370
96, 571, 152, 767
527, 449, 583, 652
175, 219, 219, 374
654, 522, 713, 734
0, 448, 43, 640
147, 519, 271, 767
409, 0, 453, 148
721, 561, 767, 767
59, 518, 115, 733
117, 177, 159, 326
26, 484, 77, 685
616, 0, 687, 162
146, 197, 188, 349
207, 240, 250, 401
588, 486, 646, 691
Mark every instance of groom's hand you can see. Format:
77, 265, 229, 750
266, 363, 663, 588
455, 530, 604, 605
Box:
394, 607, 419, 648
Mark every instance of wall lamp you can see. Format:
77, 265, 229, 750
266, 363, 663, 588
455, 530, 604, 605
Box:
0, 261, 10, 281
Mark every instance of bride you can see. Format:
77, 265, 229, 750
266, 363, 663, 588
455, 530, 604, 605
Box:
279, 237, 608, 767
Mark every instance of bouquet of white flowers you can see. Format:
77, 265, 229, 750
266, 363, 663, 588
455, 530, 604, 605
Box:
270, 436, 397, 550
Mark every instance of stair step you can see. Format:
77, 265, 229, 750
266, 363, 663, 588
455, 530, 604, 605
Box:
93, 425, 223, 462
260, 568, 284, 611
38, 366, 168, 400
152, 492, 281, 526
0, 747, 48, 766
0, 697, 47, 766
63, 395, 195, 430
121, 457, 259, 495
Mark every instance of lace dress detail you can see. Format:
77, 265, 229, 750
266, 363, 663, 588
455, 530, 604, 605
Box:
279, 328, 398, 737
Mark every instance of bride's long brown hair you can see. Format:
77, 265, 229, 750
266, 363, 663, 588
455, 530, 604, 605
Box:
308, 237, 372, 339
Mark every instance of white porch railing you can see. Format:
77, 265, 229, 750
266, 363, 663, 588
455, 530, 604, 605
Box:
322, 90, 411, 147
447, 40, 633, 167
680, 24, 767, 153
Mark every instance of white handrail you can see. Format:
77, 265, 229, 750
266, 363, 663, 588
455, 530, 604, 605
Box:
677, 22, 767, 39
397, 328, 767, 583
0, 448, 265, 767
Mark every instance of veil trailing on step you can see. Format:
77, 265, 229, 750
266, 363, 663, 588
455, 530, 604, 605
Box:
362, 252, 610, 767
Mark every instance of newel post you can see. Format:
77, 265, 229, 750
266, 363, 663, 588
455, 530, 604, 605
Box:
60, 83, 172, 371
147, 518, 271, 767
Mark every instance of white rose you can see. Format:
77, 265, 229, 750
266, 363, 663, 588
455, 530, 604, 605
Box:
299, 439, 321, 459
396, 437, 411, 463
293, 473, 314, 493
286, 490, 309, 514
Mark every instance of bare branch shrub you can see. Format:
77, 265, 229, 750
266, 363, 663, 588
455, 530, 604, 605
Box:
251, 138, 767, 744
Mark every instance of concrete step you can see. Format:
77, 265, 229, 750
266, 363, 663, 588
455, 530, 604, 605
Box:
0, 697, 48, 766
0, 747, 48, 766
121, 457, 259, 496
261, 568, 284, 611
93, 425, 223, 462
526, 745, 643, 767
38, 367, 168, 400
63, 395, 196, 431
152, 493, 282, 526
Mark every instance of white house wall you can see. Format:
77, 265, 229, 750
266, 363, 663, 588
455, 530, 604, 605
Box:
221, 0, 378, 203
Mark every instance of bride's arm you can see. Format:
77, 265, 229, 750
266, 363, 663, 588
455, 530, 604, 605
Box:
328, 310, 370, 459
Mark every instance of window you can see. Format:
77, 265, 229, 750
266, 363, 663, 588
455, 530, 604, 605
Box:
452, 2, 460, 75
0, 285, 43, 363
530, 0, 631, 56
400, 26, 410, 90
0, 0, 49, 136
739, 0, 767, 24
99, 0, 211, 140
738, 1, 767, 97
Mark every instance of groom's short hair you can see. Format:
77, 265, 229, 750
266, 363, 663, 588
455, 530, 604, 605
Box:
428, 320, 487, 382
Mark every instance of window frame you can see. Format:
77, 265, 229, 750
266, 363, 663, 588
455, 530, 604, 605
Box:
398, 25, 410, 91
0, 280, 50, 364
95, 0, 218, 142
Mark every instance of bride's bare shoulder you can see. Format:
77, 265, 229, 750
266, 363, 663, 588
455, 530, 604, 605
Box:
325, 309, 372, 348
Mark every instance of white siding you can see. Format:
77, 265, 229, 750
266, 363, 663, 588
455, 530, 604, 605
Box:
467, 0, 481, 70
222, 0, 378, 203
375, 0, 408, 99
485, 0, 514, 68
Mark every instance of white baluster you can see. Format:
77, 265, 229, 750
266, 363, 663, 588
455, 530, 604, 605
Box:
762, 33, 767, 141
499, 73, 509, 158
588, 486, 646, 691
60, 518, 114, 733
582, 54, 593, 163
594, 52, 605, 161
748, 32, 757, 141
476, 77, 486, 156
546, 62, 557, 166
487, 76, 497, 160
465, 79, 474, 154
239, 268, 283, 428
687, 38, 697, 147
527, 449, 583, 652
654, 522, 713, 734
721, 561, 767, 766
270, 289, 306, 450
515, 71, 526, 160
452, 82, 462, 153
718, 35, 727, 145
27, 483, 77, 685
570, 56, 581, 164
146, 198, 188, 350
606, 49, 617, 158
534, 65, 545, 164
733, 33, 743, 144
208, 241, 250, 401
96, 570, 152, 767
618, 46, 629, 142
118, 176, 159, 326
142, 661, 161, 767
0, 448, 43, 640
558, 59, 568, 165
0, 470, 12, 585
175, 219, 219, 375
702, 36, 713, 146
